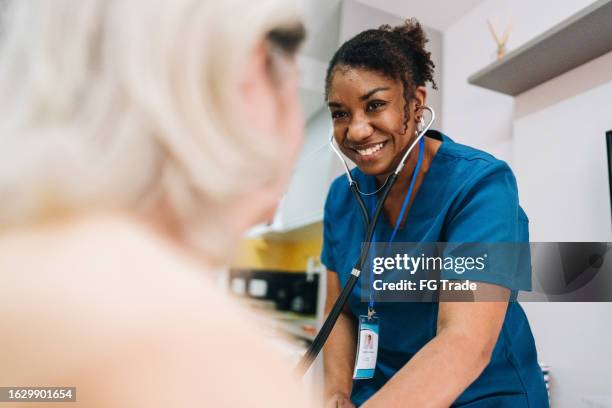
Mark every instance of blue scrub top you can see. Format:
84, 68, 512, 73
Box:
321, 131, 549, 407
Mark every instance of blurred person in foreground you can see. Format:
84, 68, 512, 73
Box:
0, 0, 309, 406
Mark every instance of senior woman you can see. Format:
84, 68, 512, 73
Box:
321, 20, 548, 407
0, 0, 309, 406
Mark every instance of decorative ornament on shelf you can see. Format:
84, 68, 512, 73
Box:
487, 18, 512, 60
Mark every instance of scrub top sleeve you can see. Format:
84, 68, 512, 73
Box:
321, 187, 338, 273
441, 161, 531, 290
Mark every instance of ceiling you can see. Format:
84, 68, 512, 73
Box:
351, 0, 486, 31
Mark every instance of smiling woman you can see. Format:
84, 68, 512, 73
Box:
320, 18, 549, 408
325, 21, 439, 204
328, 70, 425, 171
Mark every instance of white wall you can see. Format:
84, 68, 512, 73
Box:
441, 0, 595, 163
513, 52, 612, 243
514, 55, 612, 408
442, 1, 612, 406
277, 108, 341, 230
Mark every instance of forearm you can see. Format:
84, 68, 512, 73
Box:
362, 331, 491, 407
323, 311, 357, 400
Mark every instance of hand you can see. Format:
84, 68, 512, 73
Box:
325, 392, 356, 408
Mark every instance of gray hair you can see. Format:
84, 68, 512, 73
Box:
0, 0, 304, 261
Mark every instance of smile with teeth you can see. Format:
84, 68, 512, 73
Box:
355, 141, 386, 156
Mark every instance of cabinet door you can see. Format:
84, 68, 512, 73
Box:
277, 110, 344, 230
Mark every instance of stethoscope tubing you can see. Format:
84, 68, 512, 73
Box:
296, 107, 436, 376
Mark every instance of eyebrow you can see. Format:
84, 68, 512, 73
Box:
360, 87, 390, 101
327, 86, 391, 108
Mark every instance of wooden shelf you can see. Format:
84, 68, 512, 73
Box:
468, 0, 612, 96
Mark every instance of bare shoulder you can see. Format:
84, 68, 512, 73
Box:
0, 214, 225, 319
0, 216, 307, 407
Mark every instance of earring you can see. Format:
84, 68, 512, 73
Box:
415, 103, 425, 135
416, 116, 425, 135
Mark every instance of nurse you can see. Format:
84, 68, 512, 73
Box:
321, 19, 549, 407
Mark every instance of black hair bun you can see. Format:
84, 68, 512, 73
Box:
379, 18, 428, 51
378, 18, 437, 91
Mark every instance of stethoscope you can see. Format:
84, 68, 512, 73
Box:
296, 106, 436, 375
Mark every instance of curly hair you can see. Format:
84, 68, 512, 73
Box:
325, 18, 437, 134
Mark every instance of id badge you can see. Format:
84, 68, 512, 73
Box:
353, 315, 379, 380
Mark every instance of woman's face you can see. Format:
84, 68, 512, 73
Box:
327, 67, 420, 176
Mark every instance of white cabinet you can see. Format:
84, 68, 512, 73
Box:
276, 109, 340, 230
245, 53, 346, 237
247, 108, 345, 237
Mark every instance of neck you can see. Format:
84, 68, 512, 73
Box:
375, 138, 424, 198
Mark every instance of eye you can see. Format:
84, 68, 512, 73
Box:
331, 110, 348, 120
366, 100, 386, 112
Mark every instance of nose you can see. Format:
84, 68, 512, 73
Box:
346, 112, 374, 143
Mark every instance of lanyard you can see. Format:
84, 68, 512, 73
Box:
368, 137, 425, 310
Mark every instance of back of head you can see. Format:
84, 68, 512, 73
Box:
0, 0, 304, 262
